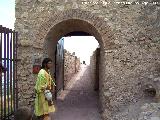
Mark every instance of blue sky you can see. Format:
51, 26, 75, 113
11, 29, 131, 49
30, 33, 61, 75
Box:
0, 0, 15, 29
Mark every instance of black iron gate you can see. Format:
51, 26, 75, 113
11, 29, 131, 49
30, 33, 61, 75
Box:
55, 38, 64, 97
0, 25, 18, 119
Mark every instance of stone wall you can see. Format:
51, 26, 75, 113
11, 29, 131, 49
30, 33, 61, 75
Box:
15, 0, 160, 119
90, 50, 96, 85
75, 56, 81, 73
90, 48, 100, 91
64, 49, 80, 86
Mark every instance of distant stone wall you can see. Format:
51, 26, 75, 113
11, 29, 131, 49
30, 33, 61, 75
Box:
75, 56, 81, 73
90, 50, 96, 88
64, 49, 80, 86
90, 48, 100, 91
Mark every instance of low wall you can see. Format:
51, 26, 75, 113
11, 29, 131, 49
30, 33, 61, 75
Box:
64, 49, 80, 86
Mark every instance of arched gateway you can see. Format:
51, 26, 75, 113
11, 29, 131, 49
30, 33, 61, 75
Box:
16, 8, 115, 119
16, 1, 160, 119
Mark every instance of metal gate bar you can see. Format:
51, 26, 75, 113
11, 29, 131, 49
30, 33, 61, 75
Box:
0, 25, 18, 120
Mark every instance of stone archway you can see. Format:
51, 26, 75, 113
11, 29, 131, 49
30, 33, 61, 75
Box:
33, 9, 116, 115
34, 9, 115, 50
34, 9, 115, 82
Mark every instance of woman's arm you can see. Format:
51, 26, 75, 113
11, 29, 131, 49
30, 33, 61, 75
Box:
35, 74, 47, 93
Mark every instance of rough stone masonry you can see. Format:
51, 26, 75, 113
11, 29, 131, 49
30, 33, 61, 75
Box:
15, 0, 160, 119
64, 49, 80, 86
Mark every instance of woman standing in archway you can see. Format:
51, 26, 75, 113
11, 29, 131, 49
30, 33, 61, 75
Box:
34, 58, 56, 120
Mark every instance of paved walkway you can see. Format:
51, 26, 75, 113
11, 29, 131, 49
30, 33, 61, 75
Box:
52, 65, 101, 120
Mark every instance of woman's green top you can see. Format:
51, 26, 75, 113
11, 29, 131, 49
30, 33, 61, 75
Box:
34, 69, 55, 116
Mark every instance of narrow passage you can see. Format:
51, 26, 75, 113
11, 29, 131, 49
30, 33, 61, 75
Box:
52, 65, 101, 120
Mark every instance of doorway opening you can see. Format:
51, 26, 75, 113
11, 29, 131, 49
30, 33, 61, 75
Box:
53, 33, 101, 119
41, 18, 105, 119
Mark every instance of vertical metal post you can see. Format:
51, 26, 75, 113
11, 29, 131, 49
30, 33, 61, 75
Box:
0, 25, 3, 120
10, 30, 13, 114
6, 28, 10, 119
3, 27, 7, 119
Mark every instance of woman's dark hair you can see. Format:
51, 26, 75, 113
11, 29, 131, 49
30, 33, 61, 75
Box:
41, 58, 52, 69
